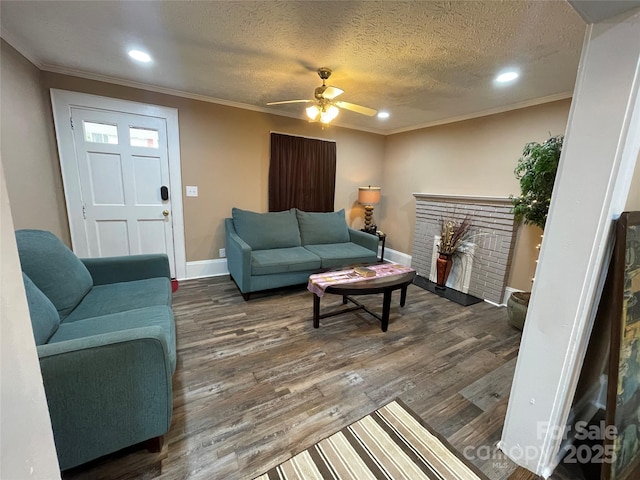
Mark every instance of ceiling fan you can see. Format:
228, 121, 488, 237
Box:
266, 67, 377, 124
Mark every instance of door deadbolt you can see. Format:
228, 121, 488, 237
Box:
163, 210, 169, 217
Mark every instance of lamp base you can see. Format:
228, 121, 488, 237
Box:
363, 205, 375, 232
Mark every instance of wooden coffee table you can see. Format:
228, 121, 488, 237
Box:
311, 267, 416, 332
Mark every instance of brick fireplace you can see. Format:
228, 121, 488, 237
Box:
412, 193, 518, 304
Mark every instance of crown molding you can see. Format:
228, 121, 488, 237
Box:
1, 28, 44, 68
41, 63, 286, 113
388, 91, 573, 135
39, 64, 387, 136
413, 192, 512, 205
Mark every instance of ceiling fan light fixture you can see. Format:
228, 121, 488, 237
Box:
320, 105, 339, 124
306, 105, 320, 121
271, 68, 371, 124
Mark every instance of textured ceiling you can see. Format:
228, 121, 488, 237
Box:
1, 1, 587, 134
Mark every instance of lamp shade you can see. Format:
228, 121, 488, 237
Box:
358, 186, 381, 205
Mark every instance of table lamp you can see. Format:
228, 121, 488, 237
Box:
358, 186, 381, 233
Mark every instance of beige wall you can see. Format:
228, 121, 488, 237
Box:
382, 99, 572, 291
0, 41, 69, 243
10, 71, 384, 263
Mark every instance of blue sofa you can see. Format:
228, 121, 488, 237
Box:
16, 229, 176, 471
225, 208, 379, 299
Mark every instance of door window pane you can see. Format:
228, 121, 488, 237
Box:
130, 127, 159, 148
83, 122, 118, 144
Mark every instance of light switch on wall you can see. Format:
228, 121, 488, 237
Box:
186, 186, 198, 197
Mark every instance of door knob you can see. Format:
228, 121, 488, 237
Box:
163, 210, 169, 217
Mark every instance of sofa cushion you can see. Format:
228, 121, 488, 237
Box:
232, 208, 301, 250
22, 273, 60, 345
296, 209, 350, 245
251, 247, 321, 276
304, 242, 378, 269
63, 277, 171, 323
16, 230, 93, 318
48, 305, 176, 373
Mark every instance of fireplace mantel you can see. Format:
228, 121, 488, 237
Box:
413, 192, 512, 205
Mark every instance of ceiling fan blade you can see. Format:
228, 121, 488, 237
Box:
266, 99, 312, 105
322, 86, 344, 100
335, 101, 377, 116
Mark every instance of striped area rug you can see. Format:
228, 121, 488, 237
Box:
253, 399, 488, 480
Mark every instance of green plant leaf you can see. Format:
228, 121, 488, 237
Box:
510, 135, 563, 229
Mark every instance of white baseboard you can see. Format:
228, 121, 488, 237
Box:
183, 259, 228, 280
384, 247, 412, 266
484, 299, 503, 307
482, 286, 523, 307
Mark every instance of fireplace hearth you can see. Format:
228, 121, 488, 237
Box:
413, 275, 483, 306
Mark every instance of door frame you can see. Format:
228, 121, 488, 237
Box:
50, 89, 187, 279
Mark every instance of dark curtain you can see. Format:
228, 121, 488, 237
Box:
268, 133, 336, 212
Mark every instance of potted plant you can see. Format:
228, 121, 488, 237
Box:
435, 215, 472, 289
507, 134, 563, 329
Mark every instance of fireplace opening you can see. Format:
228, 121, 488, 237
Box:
429, 236, 476, 293
412, 193, 518, 304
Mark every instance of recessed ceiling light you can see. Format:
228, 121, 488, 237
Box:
495, 71, 519, 83
128, 49, 152, 63
377, 111, 390, 119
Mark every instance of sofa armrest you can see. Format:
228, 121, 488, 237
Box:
225, 218, 253, 292
348, 228, 379, 253
81, 254, 171, 285
37, 328, 173, 470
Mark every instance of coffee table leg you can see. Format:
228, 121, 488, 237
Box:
342, 295, 348, 305
313, 294, 320, 328
400, 285, 409, 307
381, 290, 392, 332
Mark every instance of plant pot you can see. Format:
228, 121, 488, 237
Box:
435, 253, 453, 289
507, 291, 530, 330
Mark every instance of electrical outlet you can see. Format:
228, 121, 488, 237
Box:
219, 248, 226, 258
186, 186, 198, 197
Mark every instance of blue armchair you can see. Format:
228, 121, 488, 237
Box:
16, 229, 176, 470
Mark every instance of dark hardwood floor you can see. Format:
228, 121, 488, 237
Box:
64, 276, 586, 480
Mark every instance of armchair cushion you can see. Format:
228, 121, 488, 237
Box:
296, 209, 350, 245
63, 277, 172, 323
232, 207, 301, 250
22, 273, 60, 345
16, 229, 93, 318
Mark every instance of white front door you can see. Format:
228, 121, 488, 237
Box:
51, 90, 186, 279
